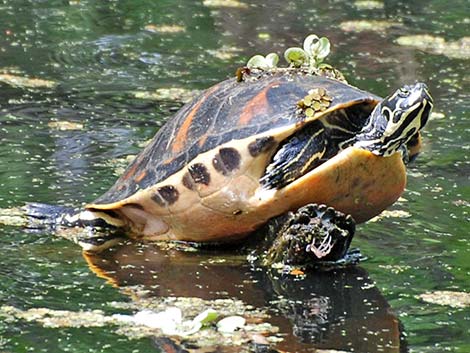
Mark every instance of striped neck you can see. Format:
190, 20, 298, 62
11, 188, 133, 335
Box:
354, 82, 433, 156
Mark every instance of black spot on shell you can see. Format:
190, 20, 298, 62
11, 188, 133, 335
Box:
248, 136, 276, 157
213, 147, 241, 176
152, 185, 179, 206
189, 163, 210, 185
182, 163, 211, 190
182, 172, 196, 190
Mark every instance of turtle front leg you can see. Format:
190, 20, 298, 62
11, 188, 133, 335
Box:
262, 204, 360, 267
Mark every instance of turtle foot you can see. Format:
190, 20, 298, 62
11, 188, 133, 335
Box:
263, 204, 356, 267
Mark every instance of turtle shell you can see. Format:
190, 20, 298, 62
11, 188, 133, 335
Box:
86, 71, 406, 242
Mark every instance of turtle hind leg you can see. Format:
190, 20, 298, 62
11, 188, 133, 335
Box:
263, 203, 360, 267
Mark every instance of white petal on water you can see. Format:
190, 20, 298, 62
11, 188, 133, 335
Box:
131, 308, 183, 331
217, 316, 246, 333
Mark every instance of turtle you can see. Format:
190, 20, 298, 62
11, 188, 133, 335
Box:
23, 69, 433, 261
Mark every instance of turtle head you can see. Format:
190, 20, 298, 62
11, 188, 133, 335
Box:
356, 82, 433, 156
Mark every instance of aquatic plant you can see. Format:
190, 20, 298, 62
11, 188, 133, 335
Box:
246, 53, 279, 70
285, 34, 331, 69
246, 34, 332, 72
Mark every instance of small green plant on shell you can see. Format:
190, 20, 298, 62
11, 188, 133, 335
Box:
246, 53, 279, 70
284, 34, 331, 70
245, 34, 331, 73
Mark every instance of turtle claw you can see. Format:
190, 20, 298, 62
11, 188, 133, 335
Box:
306, 233, 334, 259
263, 203, 357, 267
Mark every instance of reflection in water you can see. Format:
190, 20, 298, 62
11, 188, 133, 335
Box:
84, 242, 404, 353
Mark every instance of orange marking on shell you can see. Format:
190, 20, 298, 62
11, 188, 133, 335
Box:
198, 133, 208, 147
120, 162, 139, 181
171, 85, 219, 154
171, 100, 203, 154
162, 157, 174, 165
238, 81, 278, 126
134, 170, 147, 183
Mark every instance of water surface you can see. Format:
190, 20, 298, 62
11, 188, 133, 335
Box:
0, 0, 468, 352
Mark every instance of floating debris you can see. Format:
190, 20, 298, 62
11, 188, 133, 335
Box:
418, 291, 470, 308
354, 1, 384, 10
144, 24, 186, 33
340, 20, 401, 33
105, 155, 136, 176
217, 316, 246, 333
137, 139, 152, 148
0, 306, 113, 328
289, 268, 306, 276
0, 300, 279, 349
194, 308, 219, 325
115, 307, 208, 336
47, 120, 84, 131
202, 0, 249, 9
430, 111, 446, 120
0, 73, 57, 89
452, 199, 470, 207
378, 264, 411, 274
208, 45, 243, 61
369, 209, 411, 222
134, 87, 200, 103
258, 33, 271, 40
108, 296, 269, 322
0, 207, 28, 227
396, 35, 470, 60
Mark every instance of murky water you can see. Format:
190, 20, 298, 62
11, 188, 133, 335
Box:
0, 0, 468, 352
